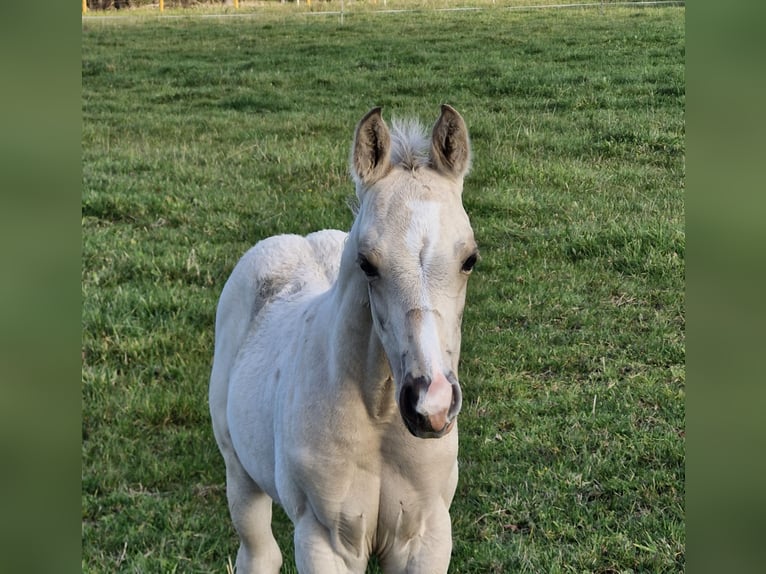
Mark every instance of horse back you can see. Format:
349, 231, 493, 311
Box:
213, 230, 346, 372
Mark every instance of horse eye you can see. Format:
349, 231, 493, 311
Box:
358, 255, 379, 278
461, 253, 478, 273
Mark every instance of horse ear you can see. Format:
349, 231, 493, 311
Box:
351, 107, 392, 190
430, 104, 471, 180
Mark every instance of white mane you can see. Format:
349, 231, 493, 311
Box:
389, 117, 431, 170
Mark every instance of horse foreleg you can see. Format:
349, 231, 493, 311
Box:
225, 457, 283, 574
380, 503, 453, 574
293, 512, 367, 574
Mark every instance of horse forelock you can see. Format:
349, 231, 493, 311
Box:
347, 118, 430, 216
389, 118, 430, 171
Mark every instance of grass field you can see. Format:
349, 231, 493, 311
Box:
82, 3, 685, 572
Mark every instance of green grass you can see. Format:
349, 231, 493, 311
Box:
82, 4, 685, 572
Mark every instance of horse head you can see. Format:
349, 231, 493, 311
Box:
349, 105, 477, 439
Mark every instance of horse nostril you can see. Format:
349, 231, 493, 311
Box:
399, 375, 429, 434
400, 375, 429, 412
406, 374, 430, 396
448, 379, 462, 420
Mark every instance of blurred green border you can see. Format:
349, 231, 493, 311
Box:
687, 1, 766, 573
8, 1, 766, 571
0, 2, 82, 572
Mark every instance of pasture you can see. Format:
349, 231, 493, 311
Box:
82, 3, 685, 572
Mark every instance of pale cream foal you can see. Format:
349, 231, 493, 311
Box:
209, 105, 477, 573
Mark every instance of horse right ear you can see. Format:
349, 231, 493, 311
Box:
430, 104, 471, 180
351, 107, 392, 191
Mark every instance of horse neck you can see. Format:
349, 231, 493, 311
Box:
320, 240, 395, 420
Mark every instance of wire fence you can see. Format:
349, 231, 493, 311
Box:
82, 0, 685, 18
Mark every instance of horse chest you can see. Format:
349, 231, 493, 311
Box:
279, 421, 458, 531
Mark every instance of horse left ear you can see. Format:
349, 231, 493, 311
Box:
351, 107, 392, 191
430, 104, 471, 180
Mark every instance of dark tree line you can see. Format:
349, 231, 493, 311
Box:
86, 0, 132, 8
85, 0, 233, 9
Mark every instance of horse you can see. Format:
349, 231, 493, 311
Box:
209, 105, 478, 573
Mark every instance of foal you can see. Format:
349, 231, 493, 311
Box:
210, 105, 477, 573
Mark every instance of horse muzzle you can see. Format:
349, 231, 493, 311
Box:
398, 372, 462, 439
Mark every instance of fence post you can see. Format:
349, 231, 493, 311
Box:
159, 0, 164, 12
234, 0, 239, 8
82, 0, 87, 14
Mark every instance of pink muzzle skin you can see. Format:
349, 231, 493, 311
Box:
398, 371, 462, 439
420, 371, 454, 432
